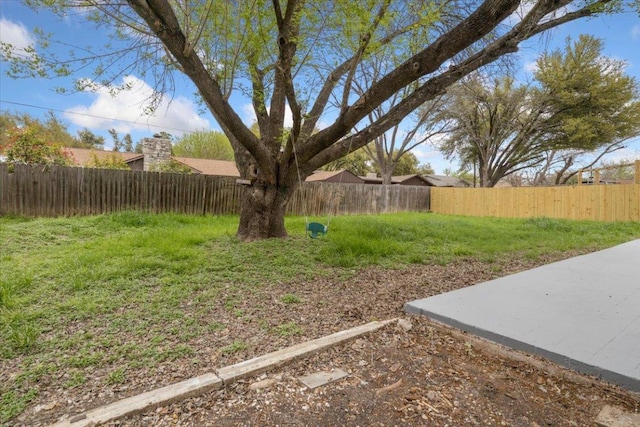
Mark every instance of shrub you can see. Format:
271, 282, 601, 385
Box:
86, 152, 129, 170
2, 126, 73, 168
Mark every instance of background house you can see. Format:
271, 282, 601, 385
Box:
361, 173, 430, 186
67, 138, 360, 182
67, 139, 469, 187
422, 174, 470, 187
360, 172, 469, 187
67, 148, 142, 167
305, 170, 363, 183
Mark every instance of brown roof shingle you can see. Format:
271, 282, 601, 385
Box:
172, 157, 240, 177
67, 148, 142, 166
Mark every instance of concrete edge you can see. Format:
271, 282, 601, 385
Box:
48, 319, 396, 427
404, 302, 640, 393
216, 319, 396, 383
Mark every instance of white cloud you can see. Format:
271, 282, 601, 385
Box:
0, 17, 35, 54
507, 2, 535, 26
524, 60, 539, 73
632, 25, 640, 41
506, 2, 574, 28
240, 103, 293, 128
241, 103, 257, 125
64, 75, 209, 136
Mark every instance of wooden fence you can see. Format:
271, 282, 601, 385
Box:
0, 164, 430, 217
431, 184, 640, 222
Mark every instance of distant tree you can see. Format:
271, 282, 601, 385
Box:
443, 167, 475, 185
123, 134, 134, 152
153, 131, 173, 141
133, 139, 143, 153
150, 159, 193, 174
528, 142, 628, 186
439, 75, 544, 187
2, 126, 73, 168
440, 36, 640, 187
527, 36, 640, 185
0, 111, 77, 148
536, 36, 640, 154
417, 162, 435, 175
373, 151, 421, 176
76, 128, 105, 149
322, 147, 373, 177
597, 158, 638, 183
173, 131, 234, 160
108, 128, 123, 152
354, 55, 454, 184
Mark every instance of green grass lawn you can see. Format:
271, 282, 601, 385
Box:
1, 211, 640, 423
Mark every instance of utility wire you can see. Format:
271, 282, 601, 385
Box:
0, 99, 204, 134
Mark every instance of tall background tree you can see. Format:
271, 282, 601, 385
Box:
352, 54, 453, 184
439, 74, 551, 187
76, 128, 106, 150
4, 0, 638, 239
172, 131, 234, 160
0, 111, 77, 148
531, 35, 640, 185
321, 147, 374, 176
439, 35, 640, 187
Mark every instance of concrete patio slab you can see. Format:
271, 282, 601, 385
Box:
405, 240, 640, 392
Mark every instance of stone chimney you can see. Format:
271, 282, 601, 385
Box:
142, 137, 172, 171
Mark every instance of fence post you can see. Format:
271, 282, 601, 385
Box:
635, 160, 640, 184
594, 170, 601, 185
577, 170, 583, 186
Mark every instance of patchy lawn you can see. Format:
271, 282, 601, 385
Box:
1, 212, 640, 426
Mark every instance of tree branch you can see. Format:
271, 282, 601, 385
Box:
126, 0, 269, 179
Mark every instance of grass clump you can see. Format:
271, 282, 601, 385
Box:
1, 389, 37, 424
275, 322, 304, 337
106, 368, 127, 386
281, 294, 301, 304
221, 340, 248, 355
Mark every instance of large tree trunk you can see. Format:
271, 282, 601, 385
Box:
237, 182, 293, 241
380, 164, 394, 185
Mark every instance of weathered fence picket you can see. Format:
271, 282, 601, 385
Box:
0, 164, 430, 218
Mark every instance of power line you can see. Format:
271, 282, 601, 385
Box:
0, 99, 204, 134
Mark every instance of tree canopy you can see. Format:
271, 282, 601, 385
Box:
172, 130, 234, 161
439, 35, 640, 187
6, 0, 638, 239
0, 111, 77, 148
1, 126, 73, 168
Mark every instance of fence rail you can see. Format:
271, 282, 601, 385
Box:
0, 164, 430, 217
431, 184, 640, 222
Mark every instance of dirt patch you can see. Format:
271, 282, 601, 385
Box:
10, 253, 640, 426
129, 319, 639, 427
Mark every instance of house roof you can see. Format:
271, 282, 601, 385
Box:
306, 170, 343, 181
305, 169, 363, 183
423, 174, 470, 187
360, 173, 431, 185
172, 157, 240, 177
66, 148, 142, 166
361, 173, 383, 184
64, 148, 241, 177
391, 174, 430, 185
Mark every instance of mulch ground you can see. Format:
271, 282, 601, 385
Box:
10, 253, 640, 426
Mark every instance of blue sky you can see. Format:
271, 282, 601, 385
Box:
1, 2, 639, 174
